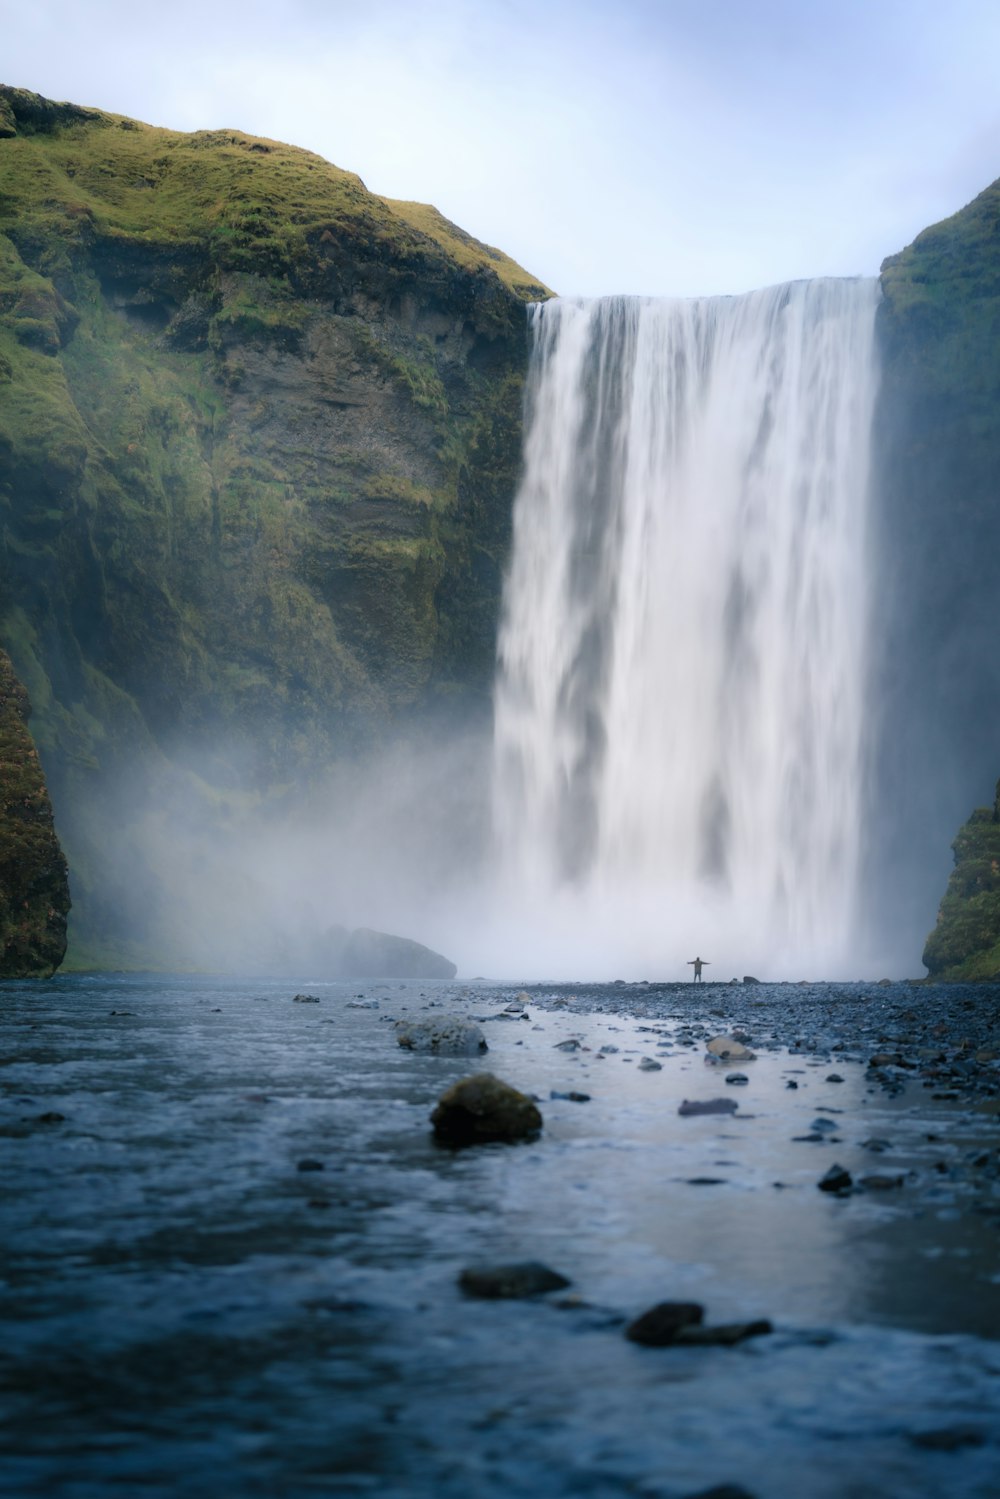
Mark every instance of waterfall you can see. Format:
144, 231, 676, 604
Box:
492, 279, 880, 979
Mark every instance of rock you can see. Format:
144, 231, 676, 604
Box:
625, 1301, 705, 1345
810, 1118, 838, 1133
826, 1073, 844, 1082
637, 1057, 662, 1071
293, 993, 320, 1003
549, 1090, 591, 1102
742, 975, 762, 985
395, 1018, 487, 1055
861, 1137, 892, 1152
554, 1038, 582, 1051
725, 1072, 749, 1086
340, 928, 457, 981
909, 1425, 986, 1451
818, 1163, 853, 1192
514, 991, 532, 1005
297, 1158, 324, 1172
858, 1174, 904, 1190
706, 1036, 756, 1062
430, 1074, 542, 1145
678, 1098, 739, 1116
0, 651, 71, 979
458, 1261, 571, 1298
674, 1319, 773, 1346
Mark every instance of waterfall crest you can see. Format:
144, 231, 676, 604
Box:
492, 280, 880, 978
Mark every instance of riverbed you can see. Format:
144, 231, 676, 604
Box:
1, 975, 998, 1497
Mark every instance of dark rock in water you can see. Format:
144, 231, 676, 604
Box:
706, 1035, 756, 1062
0, 651, 71, 979
395, 1018, 487, 1055
726, 1072, 749, 1086
549, 1090, 590, 1102
430, 1073, 542, 1146
637, 1056, 662, 1071
785, 1080, 799, 1089
826, 1073, 844, 1083
682, 1486, 759, 1499
458, 1261, 571, 1298
625, 1301, 704, 1345
678, 1098, 739, 1116
554, 1038, 581, 1051
861, 1137, 892, 1152
675, 1319, 773, 1346
859, 1174, 905, 1190
909, 1425, 986, 1451
297, 1158, 324, 1172
293, 993, 320, 1003
340, 927, 457, 981
818, 1163, 853, 1192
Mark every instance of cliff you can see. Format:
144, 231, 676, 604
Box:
870, 175, 1000, 964
0, 648, 71, 976
0, 84, 549, 966
923, 784, 1000, 979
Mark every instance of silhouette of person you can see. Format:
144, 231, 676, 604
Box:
687, 956, 709, 982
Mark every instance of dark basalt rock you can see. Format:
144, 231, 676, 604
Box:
430, 1073, 542, 1146
625, 1301, 705, 1346
458, 1261, 571, 1298
0, 651, 70, 978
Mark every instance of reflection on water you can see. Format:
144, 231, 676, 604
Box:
1, 975, 998, 1498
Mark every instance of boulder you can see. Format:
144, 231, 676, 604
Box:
706, 1035, 756, 1062
395, 1017, 487, 1055
458, 1262, 570, 1298
430, 1073, 542, 1145
625, 1301, 704, 1346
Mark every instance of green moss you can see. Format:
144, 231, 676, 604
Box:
923, 783, 1000, 978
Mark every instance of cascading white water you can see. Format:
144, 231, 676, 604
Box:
492, 279, 880, 978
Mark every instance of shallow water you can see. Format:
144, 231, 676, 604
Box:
1, 975, 998, 1498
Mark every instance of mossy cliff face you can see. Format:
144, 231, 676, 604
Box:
870, 176, 1000, 962
0, 84, 549, 965
923, 784, 1000, 979
0, 648, 70, 976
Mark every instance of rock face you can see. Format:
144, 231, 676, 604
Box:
923, 782, 1000, 979
872, 177, 1000, 954
0, 84, 549, 966
0, 650, 70, 976
342, 927, 457, 980
430, 1073, 542, 1145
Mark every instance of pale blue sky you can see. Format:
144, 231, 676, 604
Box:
3, 0, 1000, 295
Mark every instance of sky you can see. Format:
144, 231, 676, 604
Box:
3, 0, 1000, 298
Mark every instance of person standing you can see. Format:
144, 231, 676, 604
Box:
687, 956, 709, 982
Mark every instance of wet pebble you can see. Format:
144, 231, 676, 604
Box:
637, 1057, 662, 1071
726, 1072, 749, 1086
293, 994, 320, 1003
818, 1163, 853, 1193
550, 1090, 591, 1102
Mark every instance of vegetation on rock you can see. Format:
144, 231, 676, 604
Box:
872, 175, 1000, 960
0, 648, 70, 976
0, 83, 549, 966
923, 783, 1000, 979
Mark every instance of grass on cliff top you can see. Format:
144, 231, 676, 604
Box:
0, 83, 549, 299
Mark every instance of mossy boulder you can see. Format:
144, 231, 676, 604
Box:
0, 648, 70, 976
923, 782, 1000, 979
430, 1073, 542, 1145
0, 83, 551, 966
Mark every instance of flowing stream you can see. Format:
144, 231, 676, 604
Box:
493, 281, 880, 978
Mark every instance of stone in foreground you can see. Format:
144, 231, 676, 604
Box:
678, 1098, 739, 1117
625, 1301, 705, 1345
430, 1073, 542, 1145
395, 1018, 487, 1055
674, 1319, 774, 1346
459, 1262, 571, 1299
818, 1163, 853, 1193
706, 1035, 756, 1062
